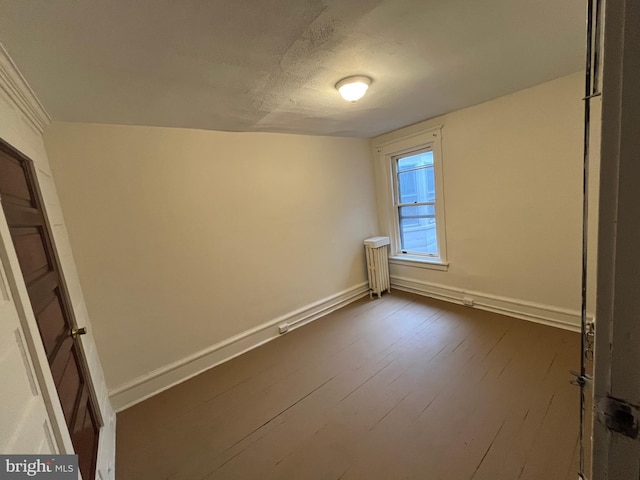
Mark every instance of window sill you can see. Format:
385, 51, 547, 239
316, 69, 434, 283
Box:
389, 255, 449, 271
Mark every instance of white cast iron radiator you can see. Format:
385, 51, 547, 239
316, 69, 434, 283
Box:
364, 236, 391, 299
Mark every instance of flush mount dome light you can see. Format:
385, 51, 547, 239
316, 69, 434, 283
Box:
335, 75, 372, 102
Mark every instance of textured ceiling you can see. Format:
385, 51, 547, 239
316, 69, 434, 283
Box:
0, 0, 585, 137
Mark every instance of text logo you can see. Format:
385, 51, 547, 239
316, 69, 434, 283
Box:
0, 456, 77, 479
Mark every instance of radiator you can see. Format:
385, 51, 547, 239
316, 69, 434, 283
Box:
364, 236, 391, 299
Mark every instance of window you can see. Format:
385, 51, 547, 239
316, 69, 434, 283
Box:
395, 149, 438, 255
374, 126, 447, 270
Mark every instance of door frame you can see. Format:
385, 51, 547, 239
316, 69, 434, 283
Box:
592, 0, 640, 478
0, 138, 103, 459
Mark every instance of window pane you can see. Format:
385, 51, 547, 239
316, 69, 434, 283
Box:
397, 151, 433, 172
398, 166, 435, 203
398, 205, 438, 255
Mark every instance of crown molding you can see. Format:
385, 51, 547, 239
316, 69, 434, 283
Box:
0, 43, 51, 134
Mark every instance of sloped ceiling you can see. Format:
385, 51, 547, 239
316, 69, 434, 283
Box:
0, 0, 585, 137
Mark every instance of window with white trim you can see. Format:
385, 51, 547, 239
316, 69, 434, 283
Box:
375, 126, 447, 270
394, 148, 438, 255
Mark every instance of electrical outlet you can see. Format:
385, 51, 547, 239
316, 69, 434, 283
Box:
462, 296, 474, 307
278, 323, 289, 334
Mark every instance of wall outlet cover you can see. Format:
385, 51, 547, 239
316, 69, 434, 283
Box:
462, 296, 475, 306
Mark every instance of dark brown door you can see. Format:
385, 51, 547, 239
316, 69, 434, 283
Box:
0, 139, 100, 480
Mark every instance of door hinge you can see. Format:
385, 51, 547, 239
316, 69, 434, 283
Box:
584, 320, 595, 361
596, 395, 640, 439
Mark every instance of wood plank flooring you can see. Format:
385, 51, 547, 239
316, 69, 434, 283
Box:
116, 291, 581, 480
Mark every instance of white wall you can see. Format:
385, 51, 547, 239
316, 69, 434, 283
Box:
372, 72, 585, 327
44, 123, 379, 409
0, 48, 116, 479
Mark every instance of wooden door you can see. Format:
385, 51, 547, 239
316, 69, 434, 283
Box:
0, 139, 100, 480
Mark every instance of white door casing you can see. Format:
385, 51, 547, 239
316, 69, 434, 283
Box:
592, 0, 640, 478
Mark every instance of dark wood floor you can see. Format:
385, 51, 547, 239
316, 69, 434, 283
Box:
117, 291, 581, 480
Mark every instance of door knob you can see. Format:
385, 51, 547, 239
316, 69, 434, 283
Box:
72, 327, 87, 337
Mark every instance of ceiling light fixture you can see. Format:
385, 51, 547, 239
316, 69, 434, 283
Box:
335, 75, 372, 103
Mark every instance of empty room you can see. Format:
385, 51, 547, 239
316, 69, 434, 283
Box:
2, 1, 639, 479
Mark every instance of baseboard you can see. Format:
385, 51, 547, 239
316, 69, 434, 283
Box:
391, 275, 581, 332
109, 282, 370, 412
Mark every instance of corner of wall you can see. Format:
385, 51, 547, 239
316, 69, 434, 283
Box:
110, 282, 369, 411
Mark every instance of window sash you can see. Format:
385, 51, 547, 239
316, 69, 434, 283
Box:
396, 164, 433, 174
396, 201, 435, 208
394, 149, 439, 256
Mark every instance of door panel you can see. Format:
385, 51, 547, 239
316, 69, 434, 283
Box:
36, 293, 68, 357
49, 335, 73, 382
13, 227, 51, 281
57, 350, 83, 425
74, 392, 100, 479
0, 153, 33, 206
0, 140, 100, 480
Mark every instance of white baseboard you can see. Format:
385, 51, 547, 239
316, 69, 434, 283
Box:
109, 282, 370, 412
391, 275, 581, 332
110, 278, 581, 411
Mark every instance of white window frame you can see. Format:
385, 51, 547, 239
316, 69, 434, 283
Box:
373, 125, 448, 271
